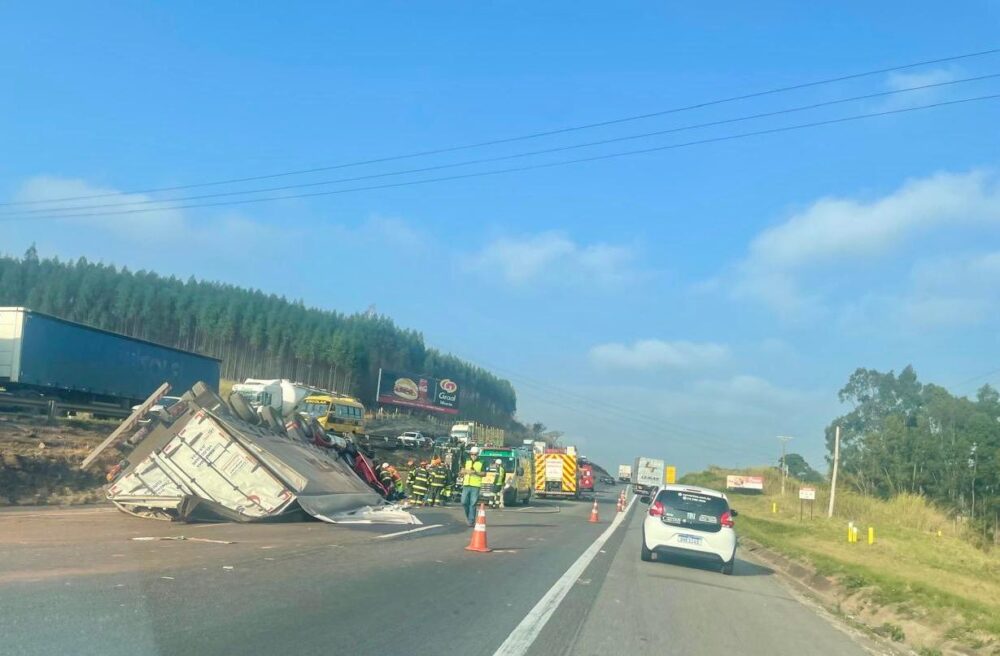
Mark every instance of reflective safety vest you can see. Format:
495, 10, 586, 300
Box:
463, 459, 484, 488
495, 466, 506, 487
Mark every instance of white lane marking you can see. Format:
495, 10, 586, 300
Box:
374, 524, 443, 539
492, 497, 636, 656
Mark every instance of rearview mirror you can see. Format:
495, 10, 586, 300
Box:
639, 495, 651, 504
730, 509, 739, 517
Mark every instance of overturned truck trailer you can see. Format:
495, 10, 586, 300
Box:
84, 382, 417, 524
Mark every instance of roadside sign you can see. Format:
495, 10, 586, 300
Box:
726, 475, 763, 491
799, 486, 816, 520
665, 466, 676, 484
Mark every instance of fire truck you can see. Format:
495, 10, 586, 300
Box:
532, 442, 580, 499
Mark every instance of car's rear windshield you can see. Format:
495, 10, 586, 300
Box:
655, 489, 729, 533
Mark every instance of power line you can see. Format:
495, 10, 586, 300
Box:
9, 72, 998, 218
4, 46, 999, 208
9, 92, 999, 223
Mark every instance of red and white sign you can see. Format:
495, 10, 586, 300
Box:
725, 475, 764, 491
799, 486, 816, 500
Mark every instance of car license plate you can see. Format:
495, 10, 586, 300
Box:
677, 534, 702, 545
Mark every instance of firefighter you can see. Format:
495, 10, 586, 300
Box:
378, 463, 396, 500
404, 459, 417, 498
427, 457, 447, 506
410, 460, 430, 507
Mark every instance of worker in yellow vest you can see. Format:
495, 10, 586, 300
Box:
459, 446, 485, 526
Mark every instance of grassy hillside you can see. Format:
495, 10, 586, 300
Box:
681, 467, 1000, 654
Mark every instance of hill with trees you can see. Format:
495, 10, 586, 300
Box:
827, 365, 999, 542
0, 248, 517, 425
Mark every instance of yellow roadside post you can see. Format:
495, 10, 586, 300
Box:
847, 522, 854, 543
771, 501, 777, 514
868, 527, 875, 545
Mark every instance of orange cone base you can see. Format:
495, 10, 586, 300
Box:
465, 503, 492, 552
589, 500, 600, 523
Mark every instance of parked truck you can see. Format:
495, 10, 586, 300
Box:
533, 442, 580, 499
0, 307, 219, 412
578, 457, 595, 497
617, 464, 632, 483
632, 457, 666, 495
449, 421, 505, 446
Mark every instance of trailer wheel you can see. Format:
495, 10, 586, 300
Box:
227, 392, 259, 425
259, 406, 284, 434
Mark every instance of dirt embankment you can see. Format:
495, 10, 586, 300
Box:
0, 415, 121, 505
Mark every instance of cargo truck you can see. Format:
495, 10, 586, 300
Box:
632, 456, 665, 495
449, 421, 505, 446
477, 446, 533, 506
0, 307, 220, 412
618, 464, 632, 483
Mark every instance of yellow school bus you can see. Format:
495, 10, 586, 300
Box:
301, 394, 366, 435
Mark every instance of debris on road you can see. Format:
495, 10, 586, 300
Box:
86, 382, 419, 525
130, 536, 235, 544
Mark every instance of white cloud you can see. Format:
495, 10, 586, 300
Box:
730, 170, 1000, 315
15, 175, 185, 238
880, 68, 960, 110
469, 231, 636, 286
589, 339, 729, 371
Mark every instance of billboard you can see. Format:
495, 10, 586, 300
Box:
376, 369, 460, 414
725, 475, 764, 491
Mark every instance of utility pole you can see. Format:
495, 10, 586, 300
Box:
828, 425, 840, 518
777, 436, 793, 496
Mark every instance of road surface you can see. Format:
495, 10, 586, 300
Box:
1, 487, 878, 656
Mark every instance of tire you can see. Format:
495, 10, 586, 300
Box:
640, 532, 653, 562
227, 392, 259, 425
721, 555, 735, 575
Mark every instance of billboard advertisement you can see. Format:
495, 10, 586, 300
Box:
725, 475, 764, 491
376, 369, 460, 414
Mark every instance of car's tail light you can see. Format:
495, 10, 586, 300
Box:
720, 510, 734, 528
649, 501, 664, 517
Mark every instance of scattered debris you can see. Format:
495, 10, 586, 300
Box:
129, 536, 234, 544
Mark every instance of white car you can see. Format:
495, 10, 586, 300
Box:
396, 431, 428, 448
639, 484, 738, 575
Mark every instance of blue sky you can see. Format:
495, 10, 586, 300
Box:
3, 2, 1000, 474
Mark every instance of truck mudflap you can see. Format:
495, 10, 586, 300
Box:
92, 383, 418, 524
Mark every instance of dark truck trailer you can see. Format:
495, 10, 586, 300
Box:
0, 307, 220, 409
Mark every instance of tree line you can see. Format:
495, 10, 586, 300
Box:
0, 248, 517, 425
827, 365, 999, 542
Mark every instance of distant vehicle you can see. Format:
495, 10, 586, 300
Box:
301, 393, 366, 436
632, 457, 665, 495
578, 459, 595, 496
600, 475, 616, 485
232, 379, 312, 418
449, 421, 505, 446
397, 431, 428, 448
433, 435, 454, 447
639, 484, 738, 575
618, 464, 632, 483
0, 307, 220, 411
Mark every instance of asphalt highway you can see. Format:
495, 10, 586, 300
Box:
1, 487, 879, 656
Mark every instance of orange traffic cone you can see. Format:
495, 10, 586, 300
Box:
617, 493, 624, 513
589, 498, 600, 523
465, 503, 492, 553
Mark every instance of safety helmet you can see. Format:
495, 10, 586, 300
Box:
380, 463, 390, 469
495, 459, 502, 465
469, 446, 480, 455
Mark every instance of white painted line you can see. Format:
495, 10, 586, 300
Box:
492, 498, 636, 656
374, 524, 443, 540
